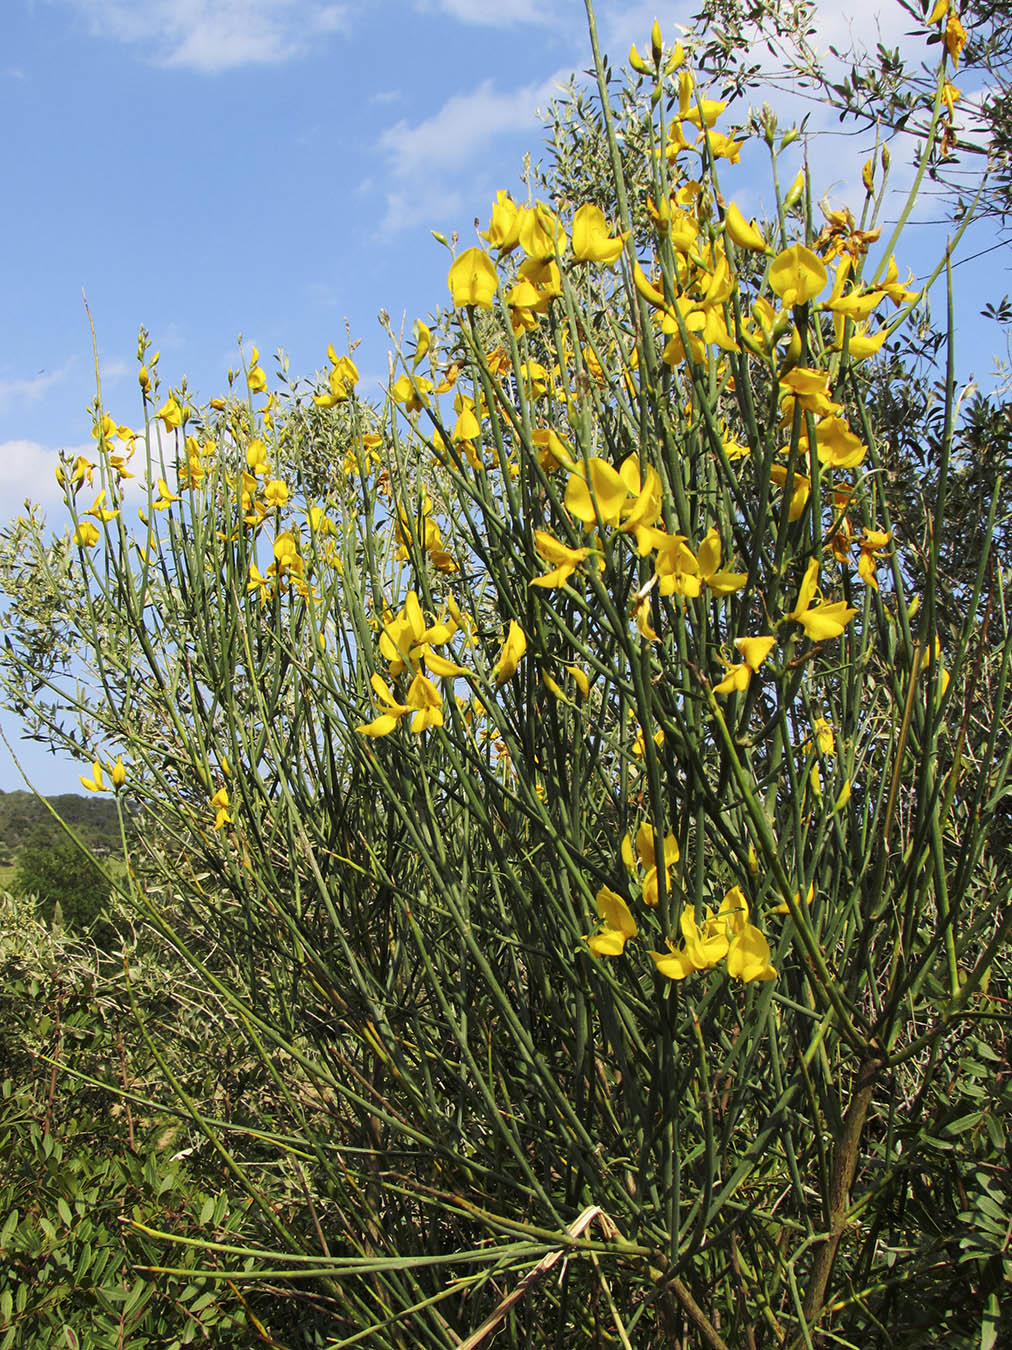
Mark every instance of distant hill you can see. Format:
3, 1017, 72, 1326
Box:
0, 790, 128, 865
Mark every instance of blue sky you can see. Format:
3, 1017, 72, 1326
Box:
0, 0, 1005, 794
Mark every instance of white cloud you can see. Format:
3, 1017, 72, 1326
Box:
0, 440, 91, 510
0, 360, 76, 413
0, 431, 207, 518
377, 71, 568, 232
379, 75, 561, 177
381, 184, 465, 237
416, 0, 557, 26
55, 0, 351, 73
441, 0, 547, 23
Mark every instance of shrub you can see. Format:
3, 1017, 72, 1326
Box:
12, 838, 113, 934
0, 3, 1010, 1345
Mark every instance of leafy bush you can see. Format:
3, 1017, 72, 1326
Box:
12, 838, 113, 933
0, 891, 268, 1348
0, 3, 1010, 1346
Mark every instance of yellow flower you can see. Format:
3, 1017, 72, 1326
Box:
779, 368, 841, 420
703, 131, 743, 163
273, 531, 303, 576
787, 558, 857, 641
769, 244, 827, 307
59, 454, 96, 492
84, 491, 119, 523
585, 886, 638, 957
264, 479, 290, 510
379, 591, 427, 674
772, 881, 814, 916
110, 756, 126, 789
724, 202, 767, 252
532, 427, 576, 470
511, 258, 562, 312
80, 761, 108, 793
406, 672, 443, 732
246, 439, 270, 475
247, 562, 273, 601
423, 647, 467, 678
314, 353, 359, 406
308, 504, 335, 536
812, 718, 835, 755
632, 725, 664, 759
530, 530, 590, 588
857, 528, 892, 588
824, 286, 886, 322
517, 203, 567, 260
652, 901, 730, 980
735, 635, 776, 671
566, 664, 590, 699
451, 400, 481, 444
494, 621, 527, 685
769, 464, 811, 522
210, 785, 232, 830
697, 528, 748, 596
391, 373, 432, 414
73, 521, 101, 549
650, 938, 697, 980
654, 532, 702, 597
679, 70, 725, 128
944, 11, 967, 63
631, 593, 659, 642
838, 323, 887, 360
564, 457, 627, 527
727, 924, 777, 982
719, 886, 749, 937
623, 822, 679, 906
811, 416, 867, 469
152, 477, 181, 510
920, 637, 951, 696
356, 673, 411, 737
880, 255, 919, 307
482, 190, 522, 252
617, 456, 664, 552
448, 247, 498, 309
713, 662, 750, 696
571, 203, 626, 265
631, 260, 669, 310
156, 396, 183, 431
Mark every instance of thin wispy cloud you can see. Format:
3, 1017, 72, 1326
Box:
0, 361, 75, 413
377, 71, 568, 233
416, 0, 556, 27
379, 75, 562, 177
54, 0, 351, 73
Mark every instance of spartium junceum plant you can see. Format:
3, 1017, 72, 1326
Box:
1, 1, 1009, 1345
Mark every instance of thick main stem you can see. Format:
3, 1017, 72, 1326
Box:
802, 1056, 882, 1329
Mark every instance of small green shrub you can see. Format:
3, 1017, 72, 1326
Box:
12, 838, 113, 934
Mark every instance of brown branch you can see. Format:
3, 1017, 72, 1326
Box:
802, 1056, 884, 1331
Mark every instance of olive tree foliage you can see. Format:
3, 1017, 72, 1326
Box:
686, 0, 1012, 221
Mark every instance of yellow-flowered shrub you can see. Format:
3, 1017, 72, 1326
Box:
0, 5, 1008, 1346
